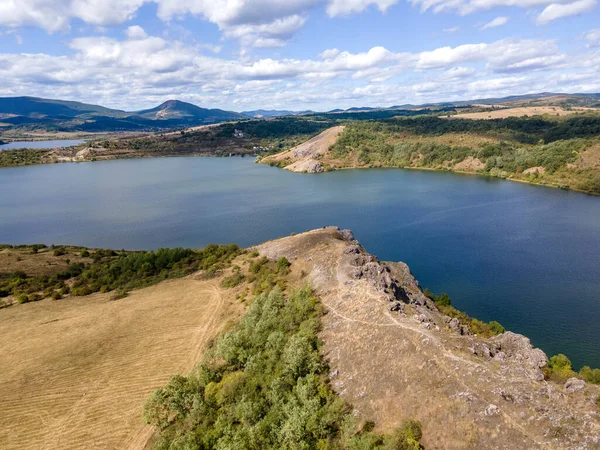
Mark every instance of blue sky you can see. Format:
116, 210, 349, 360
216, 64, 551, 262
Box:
0, 0, 599, 111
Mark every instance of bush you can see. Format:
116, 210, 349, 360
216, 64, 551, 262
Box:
221, 272, 245, 288
81, 250, 90, 257
112, 289, 128, 300
17, 293, 30, 304
424, 290, 505, 338
544, 354, 576, 382
578, 366, 600, 384
276, 256, 291, 274
31, 244, 47, 254
53, 247, 67, 256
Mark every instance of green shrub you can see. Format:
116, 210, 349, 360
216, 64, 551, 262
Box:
544, 354, 577, 382
579, 366, 600, 384
31, 244, 47, 254
112, 289, 129, 300
81, 250, 90, 257
53, 247, 67, 256
221, 272, 245, 288
276, 256, 292, 274
17, 293, 29, 304
424, 290, 505, 338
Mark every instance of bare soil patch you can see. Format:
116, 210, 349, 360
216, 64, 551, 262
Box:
262, 126, 344, 172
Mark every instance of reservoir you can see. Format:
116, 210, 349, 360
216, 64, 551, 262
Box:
1, 156, 600, 369
0, 139, 84, 150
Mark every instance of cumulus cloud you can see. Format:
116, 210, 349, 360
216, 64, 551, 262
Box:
409, 0, 597, 22
481, 16, 509, 29
0, 27, 596, 111
585, 29, 600, 47
326, 0, 399, 16
536, 0, 597, 24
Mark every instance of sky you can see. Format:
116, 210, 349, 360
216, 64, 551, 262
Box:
0, 0, 599, 112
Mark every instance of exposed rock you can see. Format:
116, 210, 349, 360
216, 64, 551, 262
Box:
449, 318, 460, 330
491, 332, 547, 381
485, 404, 500, 416
472, 343, 492, 360
339, 229, 355, 242
564, 378, 586, 393
390, 302, 404, 312
285, 158, 323, 173
523, 166, 546, 175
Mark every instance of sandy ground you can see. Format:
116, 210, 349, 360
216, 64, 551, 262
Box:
0, 277, 243, 450
445, 106, 596, 120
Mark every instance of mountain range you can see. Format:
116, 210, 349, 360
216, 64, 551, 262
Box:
0, 97, 245, 132
1, 92, 599, 133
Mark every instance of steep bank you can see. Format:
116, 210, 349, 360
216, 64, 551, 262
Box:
261, 126, 345, 173
256, 228, 600, 449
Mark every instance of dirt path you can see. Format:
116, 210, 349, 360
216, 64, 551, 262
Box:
0, 278, 241, 450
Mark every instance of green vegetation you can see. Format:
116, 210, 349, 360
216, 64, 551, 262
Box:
328, 117, 600, 195
544, 354, 600, 385
71, 245, 241, 297
424, 289, 506, 338
0, 148, 47, 167
0, 244, 241, 306
145, 286, 423, 450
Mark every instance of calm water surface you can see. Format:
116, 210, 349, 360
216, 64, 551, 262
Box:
1, 157, 600, 368
0, 140, 84, 150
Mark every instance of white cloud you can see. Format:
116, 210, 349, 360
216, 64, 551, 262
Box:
125, 25, 148, 40
443, 26, 460, 32
0, 27, 596, 111
481, 16, 509, 29
536, 0, 597, 24
326, 0, 399, 16
585, 29, 600, 47
409, 0, 597, 19
417, 43, 488, 69
0, 0, 403, 46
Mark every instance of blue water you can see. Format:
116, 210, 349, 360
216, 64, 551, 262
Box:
1, 156, 600, 369
0, 140, 84, 150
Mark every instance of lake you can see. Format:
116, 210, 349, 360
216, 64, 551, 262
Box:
1, 156, 599, 369
0, 139, 84, 150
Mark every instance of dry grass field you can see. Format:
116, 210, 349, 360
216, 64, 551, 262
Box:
446, 106, 596, 120
0, 276, 244, 450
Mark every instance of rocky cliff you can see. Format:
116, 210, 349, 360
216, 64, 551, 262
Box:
256, 227, 600, 449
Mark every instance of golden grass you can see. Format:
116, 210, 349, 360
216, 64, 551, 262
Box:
0, 277, 243, 450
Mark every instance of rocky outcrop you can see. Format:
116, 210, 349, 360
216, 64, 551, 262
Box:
565, 378, 586, 393
284, 158, 323, 173
255, 227, 600, 449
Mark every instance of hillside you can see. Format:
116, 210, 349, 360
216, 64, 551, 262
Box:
260, 114, 600, 195
254, 228, 600, 449
0, 96, 243, 132
1, 231, 599, 448
241, 109, 313, 118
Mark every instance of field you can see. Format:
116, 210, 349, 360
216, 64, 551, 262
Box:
446, 106, 596, 120
0, 276, 244, 450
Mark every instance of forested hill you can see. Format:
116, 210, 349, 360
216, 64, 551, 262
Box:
0, 96, 245, 131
